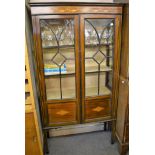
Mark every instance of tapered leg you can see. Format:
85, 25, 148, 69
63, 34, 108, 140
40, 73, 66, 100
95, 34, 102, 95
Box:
47, 131, 50, 138
111, 134, 115, 144
108, 121, 112, 131
111, 120, 116, 144
44, 131, 49, 154
104, 122, 107, 131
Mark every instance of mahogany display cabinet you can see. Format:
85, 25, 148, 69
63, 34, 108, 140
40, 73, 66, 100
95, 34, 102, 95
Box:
28, 0, 128, 153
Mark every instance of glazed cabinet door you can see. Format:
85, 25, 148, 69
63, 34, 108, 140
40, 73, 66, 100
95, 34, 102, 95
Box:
80, 14, 121, 122
33, 15, 80, 126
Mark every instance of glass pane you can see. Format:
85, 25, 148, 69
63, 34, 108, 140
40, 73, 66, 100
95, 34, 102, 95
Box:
40, 18, 76, 100
85, 59, 98, 73
65, 59, 75, 74
85, 73, 98, 97
45, 77, 60, 100
85, 18, 114, 97
85, 72, 111, 97
60, 47, 75, 59
40, 19, 74, 47
85, 47, 97, 58
99, 72, 111, 95
62, 76, 76, 99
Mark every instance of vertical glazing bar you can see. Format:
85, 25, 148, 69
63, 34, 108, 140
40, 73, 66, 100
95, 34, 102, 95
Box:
98, 64, 100, 95
105, 45, 110, 87
59, 67, 62, 99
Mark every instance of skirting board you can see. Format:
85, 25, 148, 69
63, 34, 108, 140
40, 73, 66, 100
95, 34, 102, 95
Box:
49, 122, 106, 137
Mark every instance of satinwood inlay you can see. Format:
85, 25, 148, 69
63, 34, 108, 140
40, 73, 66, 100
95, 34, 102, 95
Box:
56, 110, 69, 116
92, 106, 104, 112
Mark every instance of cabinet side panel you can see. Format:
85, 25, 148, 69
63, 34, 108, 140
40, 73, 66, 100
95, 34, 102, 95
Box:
116, 76, 128, 141
116, 4, 129, 143
120, 5, 129, 78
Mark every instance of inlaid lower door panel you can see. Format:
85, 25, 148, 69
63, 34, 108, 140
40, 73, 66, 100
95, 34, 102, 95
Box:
48, 102, 77, 125
35, 15, 80, 126
85, 98, 111, 121
80, 14, 121, 122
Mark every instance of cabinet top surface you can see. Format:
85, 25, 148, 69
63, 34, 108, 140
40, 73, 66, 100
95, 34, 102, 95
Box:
29, 0, 129, 4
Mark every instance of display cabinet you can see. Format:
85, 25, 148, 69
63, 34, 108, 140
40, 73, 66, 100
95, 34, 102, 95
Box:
31, 9, 122, 125
29, 0, 125, 153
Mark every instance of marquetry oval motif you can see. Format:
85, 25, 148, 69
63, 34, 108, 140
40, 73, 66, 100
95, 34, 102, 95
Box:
92, 106, 104, 112
56, 110, 69, 116
59, 7, 79, 13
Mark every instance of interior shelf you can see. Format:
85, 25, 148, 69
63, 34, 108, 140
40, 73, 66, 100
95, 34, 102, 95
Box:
46, 88, 76, 100
44, 62, 112, 76
85, 62, 112, 73
46, 86, 111, 100
85, 43, 113, 47
86, 86, 111, 97
44, 63, 75, 76
45, 72, 75, 77
42, 43, 112, 50
43, 44, 74, 49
